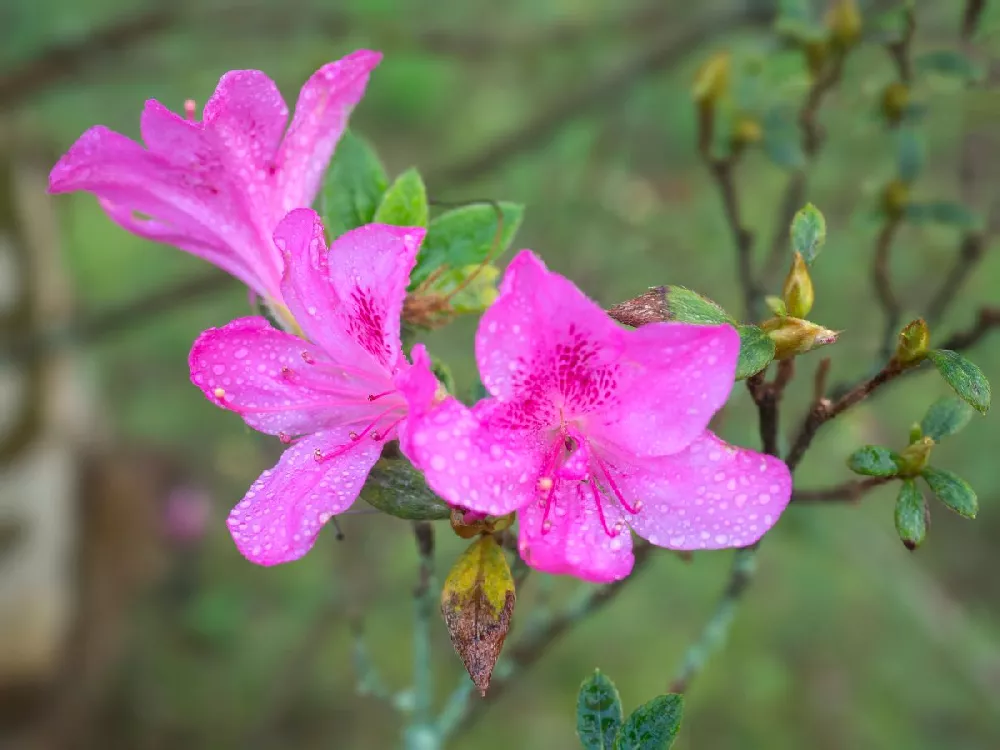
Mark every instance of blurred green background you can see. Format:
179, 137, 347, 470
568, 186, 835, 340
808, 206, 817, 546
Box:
1, 0, 999, 748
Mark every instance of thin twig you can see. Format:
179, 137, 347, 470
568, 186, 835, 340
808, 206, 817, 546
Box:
926, 232, 989, 326
792, 476, 892, 503
410, 522, 436, 733
705, 156, 761, 320
669, 546, 757, 693
786, 359, 907, 472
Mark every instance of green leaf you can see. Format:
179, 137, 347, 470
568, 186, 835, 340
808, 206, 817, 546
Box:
372, 167, 428, 228
922, 466, 978, 519
789, 203, 826, 265
896, 127, 924, 183
761, 115, 806, 171
927, 349, 991, 414
410, 202, 524, 287
614, 694, 684, 750
361, 458, 450, 520
319, 130, 389, 237
846, 445, 903, 477
915, 50, 982, 82
919, 396, 976, 441
663, 287, 733, 325
764, 295, 787, 316
894, 479, 927, 550
422, 264, 500, 316
577, 670, 624, 750
735, 324, 776, 380
905, 202, 981, 229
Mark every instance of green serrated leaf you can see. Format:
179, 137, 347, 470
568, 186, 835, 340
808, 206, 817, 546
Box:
736, 324, 776, 380
320, 130, 389, 237
919, 396, 976, 441
896, 127, 924, 183
846, 445, 903, 477
927, 349, 991, 414
894, 479, 927, 549
373, 168, 429, 228
577, 670, 624, 750
790, 203, 826, 264
663, 287, 734, 325
921, 466, 978, 519
410, 203, 524, 287
915, 50, 982, 82
614, 694, 684, 750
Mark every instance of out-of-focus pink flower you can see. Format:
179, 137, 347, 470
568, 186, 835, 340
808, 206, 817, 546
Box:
48, 51, 381, 309
400, 251, 792, 583
189, 209, 425, 565
163, 485, 212, 545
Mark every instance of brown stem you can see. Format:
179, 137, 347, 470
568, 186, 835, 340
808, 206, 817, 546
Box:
792, 476, 892, 503
786, 360, 906, 472
706, 156, 760, 320
938, 306, 1000, 350
926, 232, 989, 326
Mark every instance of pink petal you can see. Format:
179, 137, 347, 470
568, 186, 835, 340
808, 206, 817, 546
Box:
614, 431, 792, 550
517, 481, 634, 583
593, 323, 740, 457
476, 250, 626, 422
189, 317, 377, 436
203, 69, 288, 177
227, 428, 382, 565
49, 124, 276, 298
275, 51, 382, 213
397, 351, 538, 515
394, 344, 441, 416
276, 209, 424, 371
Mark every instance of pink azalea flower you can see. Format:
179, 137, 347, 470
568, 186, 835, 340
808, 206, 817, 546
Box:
400, 251, 792, 583
48, 50, 381, 311
189, 208, 425, 565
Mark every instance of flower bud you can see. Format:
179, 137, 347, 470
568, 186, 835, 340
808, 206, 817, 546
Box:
881, 81, 910, 126
895, 318, 930, 365
692, 51, 731, 105
732, 117, 763, 147
908, 422, 923, 445
897, 436, 935, 475
782, 251, 815, 319
825, 0, 862, 50
762, 316, 840, 360
881, 179, 910, 219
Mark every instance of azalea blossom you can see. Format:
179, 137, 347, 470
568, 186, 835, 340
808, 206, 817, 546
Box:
400, 251, 792, 583
189, 208, 425, 565
48, 50, 381, 314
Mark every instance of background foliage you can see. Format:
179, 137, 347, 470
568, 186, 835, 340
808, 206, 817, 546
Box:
2, 0, 999, 748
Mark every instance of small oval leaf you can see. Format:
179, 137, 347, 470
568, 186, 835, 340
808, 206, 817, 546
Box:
373, 167, 429, 228
361, 458, 451, 520
894, 479, 927, 550
577, 670, 624, 750
846, 445, 903, 477
927, 349, 991, 414
790, 203, 826, 265
441, 535, 515, 696
735, 324, 776, 380
614, 694, 684, 750
919, 396, 976, 441
921, 466, 978, 519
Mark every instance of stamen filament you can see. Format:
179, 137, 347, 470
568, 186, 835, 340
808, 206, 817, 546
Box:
593, 453, 640, 514
588, 479, 617, 538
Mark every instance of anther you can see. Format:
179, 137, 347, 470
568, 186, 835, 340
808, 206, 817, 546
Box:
278, 431, 292, 445
184, 99, 196, 121
537, 477, 553, 492
300, 351, 315, 365
542, 519, 553, 533
348, 431, 359, 441
213, 387, 226, 399
280, 366, 294, 379
371, 431, 381, 441
313, 448, 324, 462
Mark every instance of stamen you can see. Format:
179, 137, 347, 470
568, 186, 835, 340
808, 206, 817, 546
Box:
301, 350, 315, 365
278, 431, 292, 444
348, 431, 359, 440
373, 417, 405, 442
213, 387, 226, 399
593, 454, 640, 514
367, 390, 395, 402
184, 99, 196, 121
588, 479, 618, 537
312, 407, 400, 464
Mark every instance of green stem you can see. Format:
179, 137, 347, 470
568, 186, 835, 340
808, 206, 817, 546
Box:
403, 521, 439, 750
669, 546, 758, 693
